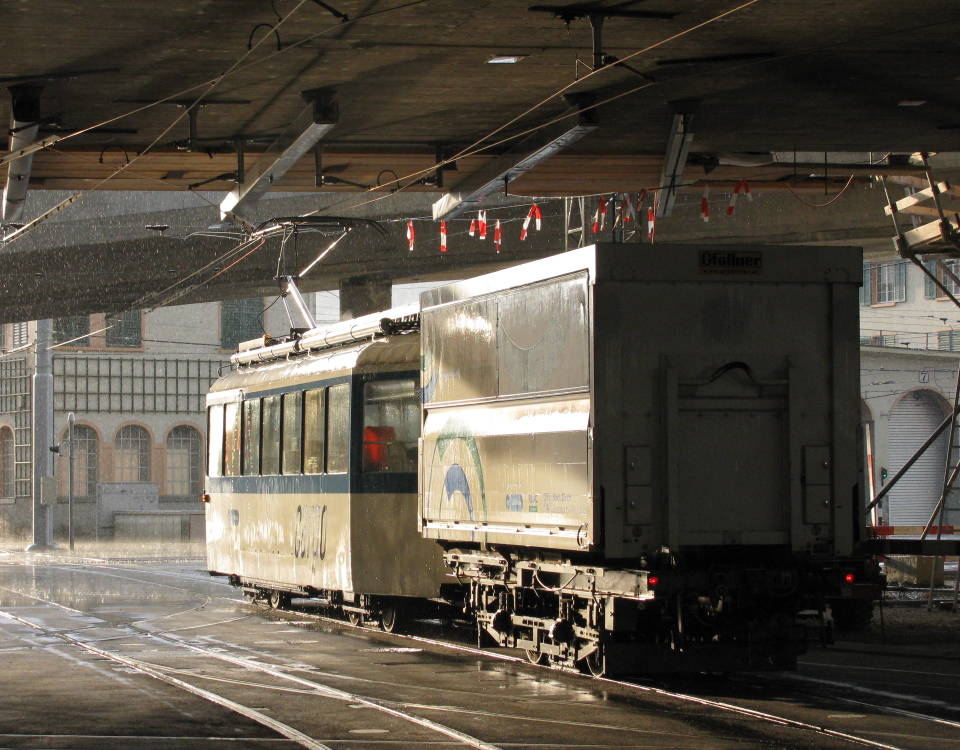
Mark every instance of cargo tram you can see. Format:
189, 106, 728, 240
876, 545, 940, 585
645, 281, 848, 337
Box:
206, 244, 881, 674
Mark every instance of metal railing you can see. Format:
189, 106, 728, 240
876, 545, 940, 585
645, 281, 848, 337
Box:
860, 329, 960, 352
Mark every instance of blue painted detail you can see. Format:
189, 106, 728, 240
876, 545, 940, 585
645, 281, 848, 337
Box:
229, 509, 240, 527
208, 474, 350, 495
353, 472, 417, 494
207, 472, 416, 495
506, 493, 523, 511
421, 368, 438, 403
444, 463, 474, 520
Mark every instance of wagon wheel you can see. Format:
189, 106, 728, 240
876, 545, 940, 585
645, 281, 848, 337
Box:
581, 645, 607, 677
347, 611, 363, 626
268, 590, 290, 610
379, 600, 404, 634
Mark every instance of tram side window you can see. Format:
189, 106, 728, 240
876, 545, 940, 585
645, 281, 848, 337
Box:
326, 383, 350, 473
261, 395, 281, 475
224, 403, 242, 476
303, 388, 325, 474
242, 399, 261, 475
362, 378, 419, 473
208, 404, 224, 477
282, 392, 302, 474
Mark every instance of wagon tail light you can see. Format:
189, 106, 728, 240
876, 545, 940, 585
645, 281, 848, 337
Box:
843, 573, 855, 584
201, 493, 211, 504
647, 575, 660, 588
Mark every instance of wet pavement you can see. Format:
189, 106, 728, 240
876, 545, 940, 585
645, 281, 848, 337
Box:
0, 551, 958, 750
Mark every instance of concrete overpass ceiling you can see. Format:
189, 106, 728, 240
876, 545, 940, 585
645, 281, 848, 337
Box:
2, 1, 959, 322
2, 0, 958, 194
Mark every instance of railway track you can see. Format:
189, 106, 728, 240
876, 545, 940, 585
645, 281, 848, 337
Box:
2, 558, 957, 749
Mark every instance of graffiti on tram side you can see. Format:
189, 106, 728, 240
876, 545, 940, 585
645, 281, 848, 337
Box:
294, 504, 327, 564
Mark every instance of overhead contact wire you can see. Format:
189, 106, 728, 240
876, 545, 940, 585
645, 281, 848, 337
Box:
1, 0, 312, 248
362, 0, 766, 195
0, 0, 432, 171
314, 0, 767, 215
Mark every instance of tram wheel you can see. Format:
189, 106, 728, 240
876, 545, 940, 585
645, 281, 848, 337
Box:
524, 648, 548, 665
347, 611, 363, 626
379, 601, 404, 633
268, 590, 290, 610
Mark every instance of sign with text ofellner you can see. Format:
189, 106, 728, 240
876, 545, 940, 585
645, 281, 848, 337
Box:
699, 250, 763, 273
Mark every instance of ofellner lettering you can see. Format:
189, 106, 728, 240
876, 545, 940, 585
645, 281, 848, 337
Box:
699, 251, 762, 271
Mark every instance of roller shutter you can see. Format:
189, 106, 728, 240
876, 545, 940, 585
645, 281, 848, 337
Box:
887, 391, 947, 525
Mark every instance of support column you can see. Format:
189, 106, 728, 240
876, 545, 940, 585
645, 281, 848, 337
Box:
338, 275, 392, 321
27, 319, 53, 551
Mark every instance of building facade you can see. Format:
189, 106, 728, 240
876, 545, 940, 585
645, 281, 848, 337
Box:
0, 297, 292, 541
860, 256, 960, 530
0, 285, 427, 543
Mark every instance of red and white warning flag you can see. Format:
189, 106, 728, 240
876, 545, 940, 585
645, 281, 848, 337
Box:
406, 221, 415, 252
726, 180, 752, 216
621, 193, 636, 224
520, 203, 542, 240
494, 219, 502, 254
646, 206, 656, 239
475, 210, 487, 239
701, 185, 710, 222
468, 218, 477, 236
592, 197, 607, 233
439, 220, 447, 253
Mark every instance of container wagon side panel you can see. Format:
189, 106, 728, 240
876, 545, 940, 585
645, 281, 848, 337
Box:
421, 399, 592, 549
420, 272, 595, 550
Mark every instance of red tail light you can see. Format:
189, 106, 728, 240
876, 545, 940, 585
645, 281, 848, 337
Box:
843, 573, 855, 583
648, 575, 659, 587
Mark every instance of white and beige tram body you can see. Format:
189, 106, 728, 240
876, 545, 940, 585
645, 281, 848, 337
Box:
205, 308, 448, 627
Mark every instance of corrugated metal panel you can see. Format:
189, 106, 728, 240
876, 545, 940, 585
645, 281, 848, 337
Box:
887, 391, 947, 525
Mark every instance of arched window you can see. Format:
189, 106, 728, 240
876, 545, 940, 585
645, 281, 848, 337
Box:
0, 427, 14, 499
166, 425, 202, 497
115, 425, 150, 482
65, 425, 99, 498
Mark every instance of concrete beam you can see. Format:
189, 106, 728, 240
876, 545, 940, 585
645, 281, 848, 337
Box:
219, 88, 337, 223
432, 104, 598, 221
2, 84, 43, 225
656, 112, 694, 218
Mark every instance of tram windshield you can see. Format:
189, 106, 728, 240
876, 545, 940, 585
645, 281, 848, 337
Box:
362, 378, 419, 473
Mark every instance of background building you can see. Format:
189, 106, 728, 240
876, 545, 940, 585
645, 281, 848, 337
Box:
0, 283, 438, 542
860, 256, 960, 530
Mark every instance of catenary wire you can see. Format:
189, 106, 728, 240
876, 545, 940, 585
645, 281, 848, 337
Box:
0, 0, 313, 248
0, 0, 433, 248
0, 0, 432, 172
2, 0, 824, 313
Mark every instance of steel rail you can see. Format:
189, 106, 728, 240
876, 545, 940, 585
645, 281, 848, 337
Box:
0, 609, 336, 750
3, 560, 943, 750
0, 582, 503, 750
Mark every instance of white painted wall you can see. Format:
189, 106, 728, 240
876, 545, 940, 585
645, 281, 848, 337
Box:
860, 260, 960, 350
